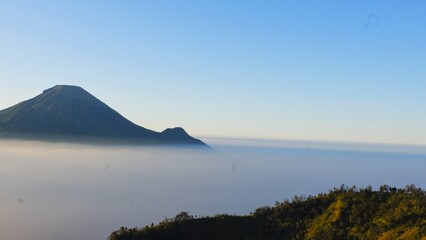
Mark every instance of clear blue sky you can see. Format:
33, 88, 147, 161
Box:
1, 1, 425, 145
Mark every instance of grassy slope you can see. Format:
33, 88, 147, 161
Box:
108, 185, 426, 240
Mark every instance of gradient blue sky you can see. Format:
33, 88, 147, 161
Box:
1, 1, 425, 145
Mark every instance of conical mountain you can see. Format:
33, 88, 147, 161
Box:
0, 85, 206, 146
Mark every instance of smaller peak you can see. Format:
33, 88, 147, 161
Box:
163, 127, 186, 133
161, 127, 190, 138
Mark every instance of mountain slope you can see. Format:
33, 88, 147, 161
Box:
108, 185, 426, 240
0, 85, 206, 146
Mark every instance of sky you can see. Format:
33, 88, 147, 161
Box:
0, 1, 425, 145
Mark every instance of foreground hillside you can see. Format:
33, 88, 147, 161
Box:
109, 185, 425, 240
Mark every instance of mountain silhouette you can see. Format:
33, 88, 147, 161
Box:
0, 85, 206, 146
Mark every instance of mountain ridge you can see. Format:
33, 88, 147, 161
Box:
0, 85, 207, 146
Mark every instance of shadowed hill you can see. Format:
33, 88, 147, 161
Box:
109, 185, 426, 240
0, 85, 206, 146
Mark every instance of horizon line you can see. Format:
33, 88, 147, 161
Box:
196, 134, 426, 149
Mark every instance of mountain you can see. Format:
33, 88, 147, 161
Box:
0, 85, 206, 146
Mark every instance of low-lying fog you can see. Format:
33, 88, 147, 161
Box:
0, 138, 425, 240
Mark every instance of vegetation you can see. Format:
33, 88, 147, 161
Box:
109, 185, 426, 240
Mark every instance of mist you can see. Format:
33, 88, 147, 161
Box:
0, 139, 425, 240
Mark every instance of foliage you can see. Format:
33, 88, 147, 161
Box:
108, 185, 426, 240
